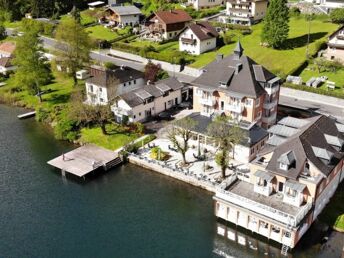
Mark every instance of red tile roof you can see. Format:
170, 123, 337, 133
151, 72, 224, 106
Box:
153, 10, 192, 25
0, 42, 16, 55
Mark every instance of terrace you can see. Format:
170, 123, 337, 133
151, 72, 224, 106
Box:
215, 180, 313, 227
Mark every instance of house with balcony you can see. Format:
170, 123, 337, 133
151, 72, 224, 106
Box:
224, 0, 268, 25
323, 26, 344, 64
112, 77, 185, 123
104, 5, 142, 27
192, 41, 280, 129
214, 115, 344, 252
179, 21, 219, 55
85, 65, 145, 105
146, 10, 192, 40
187, 0, 224, 10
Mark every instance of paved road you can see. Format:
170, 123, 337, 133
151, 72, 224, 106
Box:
280, 95, 344, 122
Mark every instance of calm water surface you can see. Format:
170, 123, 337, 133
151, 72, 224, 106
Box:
0, 104, 342, 258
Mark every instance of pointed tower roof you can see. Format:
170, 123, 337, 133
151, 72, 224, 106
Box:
233, 41, 244, 59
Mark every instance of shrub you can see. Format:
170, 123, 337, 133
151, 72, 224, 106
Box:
150, 146, 168, 161
36, 107, 51, 122
104, 62, 117, 70
133, 122, 144, 135
283, 83, 344, 99
330, 8, 344, 24
54, 111, 79, 141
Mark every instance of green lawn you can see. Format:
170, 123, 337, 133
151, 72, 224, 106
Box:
299, 65, 344, 93
79, 125, 139, 150
334, 215, 344, 231
86, 25, 130, 41
190, 17, 338, 77
0, 71, 75, 110
60, 10, 97, 26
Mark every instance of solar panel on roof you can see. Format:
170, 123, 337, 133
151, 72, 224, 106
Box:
278, 117, 309, 129
156, 83, 171, 92
268, 124, 298, 137
267, 135, 287, 146
135, 90, 152, 100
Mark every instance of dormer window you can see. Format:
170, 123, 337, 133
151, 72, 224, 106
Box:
277, 151, 296, 171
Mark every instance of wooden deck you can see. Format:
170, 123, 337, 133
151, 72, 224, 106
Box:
47, 144, 121, 177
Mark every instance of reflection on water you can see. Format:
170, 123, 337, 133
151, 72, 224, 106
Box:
213, 221, 343, 258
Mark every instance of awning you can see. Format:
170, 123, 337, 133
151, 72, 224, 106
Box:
285, 180, 306, 192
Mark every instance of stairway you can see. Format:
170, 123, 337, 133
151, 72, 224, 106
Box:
105, 157, 122, 170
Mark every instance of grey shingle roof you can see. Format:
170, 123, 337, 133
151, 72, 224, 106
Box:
120, 77, 184, 108
266, 115, 344, 179
183, 112, 268, 147
191, 46, 277, 98
107, 5, 142, 16
87, 66, 144, 88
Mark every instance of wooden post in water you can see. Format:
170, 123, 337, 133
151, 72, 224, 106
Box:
61, 169, 66, 177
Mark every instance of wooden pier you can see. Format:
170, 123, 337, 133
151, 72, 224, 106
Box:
47, 144, 122, 178
17, 111, 36, 119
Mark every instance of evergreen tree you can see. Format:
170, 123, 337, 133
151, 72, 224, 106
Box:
261, 0, 290, 49
12, 27, 52, 102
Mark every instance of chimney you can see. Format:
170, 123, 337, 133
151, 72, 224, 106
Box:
216, 54, 224, 62
235, 63, 242, 74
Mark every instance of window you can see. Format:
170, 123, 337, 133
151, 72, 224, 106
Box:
99, 88, 102, 92
129, 81, 131, 85
139, 112, 141, 116
286, 187, 296, 197
168, 100, 173, 105
279, 162, 288, 171
255, 98, 260, 107
134, 80, 136, 84
100, 98, 104, 102
124, 83, 126, 87
221, 101, 224, 110
89, 85, 93, 92
134, 115, 136, 119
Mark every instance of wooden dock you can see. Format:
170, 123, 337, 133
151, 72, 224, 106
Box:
47, 144, 122, 178
17, 111, 36, 119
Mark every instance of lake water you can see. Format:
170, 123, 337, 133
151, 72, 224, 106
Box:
0, 104, 342, 258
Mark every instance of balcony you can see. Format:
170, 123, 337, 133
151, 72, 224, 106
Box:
199, 97, 216, 106
111, 106, 133, 117
180, 37, 196, 44
263, 99, 277, 110
225, 103, 244, 113
262, 112, 277, 124
214, 180, 312, 227
265, 85, 279, 95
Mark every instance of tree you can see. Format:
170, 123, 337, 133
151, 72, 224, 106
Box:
12, 27, 52, 102
261, 0, 289, 49
55, 16, 91, 85
207, 116, 244, 178
144, 61, 169, 82
69, 91, 113, 135
330, 8, 344, 24
167, 117, 198, 165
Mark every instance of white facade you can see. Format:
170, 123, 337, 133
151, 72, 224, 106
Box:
86, 78, 145, 105
225, 0, 268, 25
117, 14, 140, 27
179, 28, 217, 55
113, 89, 182, 123
188, 0, 224, 10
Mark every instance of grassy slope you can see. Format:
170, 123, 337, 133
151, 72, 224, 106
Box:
85, 25, 130, 41
190, 17, 338, 76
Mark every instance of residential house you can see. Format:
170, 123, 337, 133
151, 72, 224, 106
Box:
88, 1, 106, 10
0, 42, 16, 58
179, 21, 219, 55
214, 115, 344, 250
187, 0, 224, 10
104, 6, 142, 27
305, 0, 344, 9
192, 42, 280, 129
0, 42, 16, 75
108, 0, 131, 6
147, 10, 193, 40
224, 0, 268, 25
323, 25, 344, 63
112, 77, 185, 123
85, 65, 145, 105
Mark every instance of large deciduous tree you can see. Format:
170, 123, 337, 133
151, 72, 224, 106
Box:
12, 26, 52, 102
55, 16, 91, 85
167, 117, 197, 165
207, 116, 244, 178
261, 0, 289, 49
